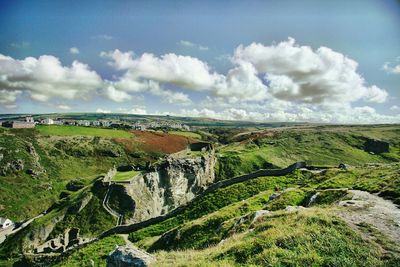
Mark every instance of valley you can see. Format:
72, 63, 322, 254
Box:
0, 116, 399, 266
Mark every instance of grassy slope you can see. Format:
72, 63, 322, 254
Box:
47, 162, 400, 266
36, 125, 133, 138
112, 170, 140, 181
216, 126, 400, 180
167, 130, 202, 139
0, 127, 132, 221
54, 235, 125, 267
153, 208, 397, 267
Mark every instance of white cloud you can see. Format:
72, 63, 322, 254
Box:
10, 41, 30, 49
96, 108, 111, 113
102, 50, 220, 90
390, 105, 400, 111
91, 34, 114, 40
173, 105, 400, 124
69, 47, 80, 54
177, 40, 209, 51
118, 106, 147, 115
0, 54, 103, 106
177, 40, 195, 47
57, 104, 71, 110
103, 85, 132, 102
233, 37, 388, 104
382, 62, 400, 74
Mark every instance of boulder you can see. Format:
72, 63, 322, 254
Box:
107, 245, 155, 267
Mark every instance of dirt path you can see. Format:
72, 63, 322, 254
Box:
337, 190, 400, 244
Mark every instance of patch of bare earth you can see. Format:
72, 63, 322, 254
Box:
336, 190, 400, 249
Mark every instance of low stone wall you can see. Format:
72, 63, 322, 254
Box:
98, 161, 306, 238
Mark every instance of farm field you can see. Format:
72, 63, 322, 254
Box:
36, 125, 133, 138
167, 130, 202, 140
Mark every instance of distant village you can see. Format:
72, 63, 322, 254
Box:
0, 116, 191, 131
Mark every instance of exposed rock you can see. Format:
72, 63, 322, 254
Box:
121, 149, 216, 223
364, 138, 389, 154
338, 163, 348, 170
11, 159, 24, 171
107, 245, 155, 267
284, 206, 306, 212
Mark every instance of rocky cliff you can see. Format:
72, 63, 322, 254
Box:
113, 149, 216, 223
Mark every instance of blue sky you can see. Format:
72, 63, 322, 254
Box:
0, 0, 399, 123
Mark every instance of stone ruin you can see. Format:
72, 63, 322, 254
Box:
34, 227, 81, 254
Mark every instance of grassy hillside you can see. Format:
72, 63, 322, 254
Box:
36, 125, 133, 138
55, 163, 400, 266
0, 126, 191, 221
216, 125, 400, 180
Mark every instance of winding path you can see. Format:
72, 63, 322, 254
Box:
102, 185, 123, 226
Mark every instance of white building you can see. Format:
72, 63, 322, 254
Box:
0, 217, 13, 229
78, 120, 90, 126
91, 120, 101, 127
41, 118, 54, 125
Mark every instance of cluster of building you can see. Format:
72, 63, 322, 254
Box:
1, 116, 190, 131
132, 121, 190, 131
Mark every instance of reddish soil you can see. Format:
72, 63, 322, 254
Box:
115, 131, 195, 155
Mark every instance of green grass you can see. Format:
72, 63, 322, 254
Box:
36, 125, 133, 138
216, 128, 400, 180
55, 235, 125, 267
152, 208, 397, 266
112, 170, 140, 181
168, 130, 202, 139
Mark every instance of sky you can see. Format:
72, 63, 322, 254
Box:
0, 0, 399, 123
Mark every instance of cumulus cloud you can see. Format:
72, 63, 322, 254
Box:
118, 106, 147, 115
390, 105, 400, 111
382, 61, 400, 74
174, 105, 400, 124
233, 37, 388, 104
69, 47, 80, 54
102, 50, 220, 90
0, 54, 103, 106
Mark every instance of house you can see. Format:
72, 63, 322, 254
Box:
0, 217, 13, 229
77, 120, 90, 126
91, 120, 101, 127
2, 120, 35, 128
100, 120, 111, 127
41, 118, 54, 125
25, 116, 34, 123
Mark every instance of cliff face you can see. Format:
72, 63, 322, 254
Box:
121, 149, 216, 223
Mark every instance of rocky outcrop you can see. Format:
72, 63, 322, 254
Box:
118, 149, 216, 223
364, 138, 389, 154
107, 245, 155, 267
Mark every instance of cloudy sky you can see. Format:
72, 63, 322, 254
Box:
0, 0, 399, 123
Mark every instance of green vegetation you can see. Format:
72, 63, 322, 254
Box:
168, 130, 202, 139
128, 171, 311, 243
112, 170, 140, 181
55, 235, 125, 267
151, 208, 398, 266
216, 126, 400, 180
36, 125, 133, 138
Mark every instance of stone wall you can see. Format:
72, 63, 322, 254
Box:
99, 161, 306, 238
